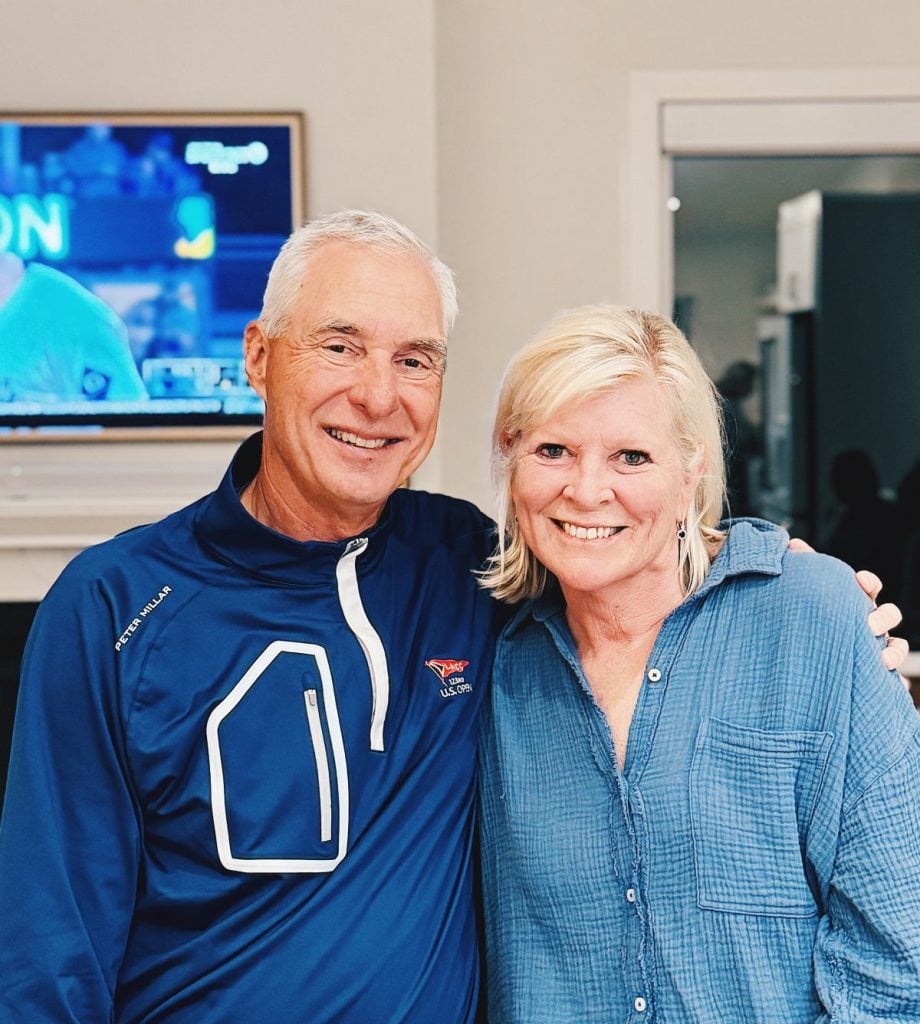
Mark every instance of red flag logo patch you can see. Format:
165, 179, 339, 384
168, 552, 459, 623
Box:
425, 658, 469, 681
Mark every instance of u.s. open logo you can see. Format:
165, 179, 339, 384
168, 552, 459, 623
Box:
424, 658, 472, 699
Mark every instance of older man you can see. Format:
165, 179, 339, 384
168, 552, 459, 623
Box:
0, 210, 904, 1023
0, 211, 502, 1022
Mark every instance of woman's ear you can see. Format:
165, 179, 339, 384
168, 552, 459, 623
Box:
498, 430, 518, 455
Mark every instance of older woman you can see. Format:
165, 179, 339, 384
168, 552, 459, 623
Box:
478, 305, 920, 1023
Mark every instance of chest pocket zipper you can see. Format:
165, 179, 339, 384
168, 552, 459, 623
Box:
336, 538, 390, 752
304, 688, 333, 842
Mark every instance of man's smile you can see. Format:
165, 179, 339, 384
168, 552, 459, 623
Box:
325, 427, 401, 450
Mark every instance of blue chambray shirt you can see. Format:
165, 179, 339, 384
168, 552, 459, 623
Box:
479, 520, 920, 1023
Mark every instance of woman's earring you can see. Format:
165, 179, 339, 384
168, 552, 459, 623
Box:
677, 521, 687, 541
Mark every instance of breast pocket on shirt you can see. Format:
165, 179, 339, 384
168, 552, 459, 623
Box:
206, 641, 350, 874
689, 717, 832, 917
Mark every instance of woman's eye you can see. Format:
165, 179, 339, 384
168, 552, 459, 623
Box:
620, 450, 650, 466
536, 443, 568, 459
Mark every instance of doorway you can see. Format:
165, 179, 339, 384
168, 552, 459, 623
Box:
625, 69, 920, 666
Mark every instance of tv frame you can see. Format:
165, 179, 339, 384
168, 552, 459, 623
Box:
0, 110, 306, 439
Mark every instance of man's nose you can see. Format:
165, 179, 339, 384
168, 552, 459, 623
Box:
349, 357, 401, 418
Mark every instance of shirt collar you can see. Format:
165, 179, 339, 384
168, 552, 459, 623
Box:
193, 431, 391, 585
693, 518, 787, 598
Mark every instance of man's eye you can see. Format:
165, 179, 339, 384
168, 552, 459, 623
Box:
321, 341, 361, 361
397, 354, 436, 377
536, 443, 568, 459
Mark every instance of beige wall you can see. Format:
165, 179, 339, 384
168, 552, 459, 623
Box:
435, 0, 920, 512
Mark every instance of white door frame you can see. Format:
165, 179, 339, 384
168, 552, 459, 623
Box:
626, 67, 920, 315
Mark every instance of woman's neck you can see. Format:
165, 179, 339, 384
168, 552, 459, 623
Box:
562, 568, 686, 656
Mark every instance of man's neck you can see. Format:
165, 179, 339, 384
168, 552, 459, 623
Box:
239, 474, 382, 543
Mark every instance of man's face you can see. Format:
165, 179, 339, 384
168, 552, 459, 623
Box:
244, 240, 446, 541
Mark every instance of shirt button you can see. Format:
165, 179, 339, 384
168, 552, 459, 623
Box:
634, 996, 648, 1013
626, 888, 636, 903
647, 667, 662, 683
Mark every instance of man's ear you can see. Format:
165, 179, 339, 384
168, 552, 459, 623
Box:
243, 321, 269, 400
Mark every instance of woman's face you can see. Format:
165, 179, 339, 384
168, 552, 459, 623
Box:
511, 378, 699, 602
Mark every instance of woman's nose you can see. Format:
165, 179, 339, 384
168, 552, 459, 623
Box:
562, 458, 615, 507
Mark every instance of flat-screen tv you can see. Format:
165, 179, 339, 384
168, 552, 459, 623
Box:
0, 112, 304, 431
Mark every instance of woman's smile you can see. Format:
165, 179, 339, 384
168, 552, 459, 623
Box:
554, 520, 627, 540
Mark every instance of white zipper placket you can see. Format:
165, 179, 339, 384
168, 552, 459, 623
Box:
335, 537, 390, 751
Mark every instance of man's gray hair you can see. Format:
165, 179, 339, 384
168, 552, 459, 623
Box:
259, 209, 458, 339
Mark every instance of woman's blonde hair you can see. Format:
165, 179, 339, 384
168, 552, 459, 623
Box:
480, 304, 726, 602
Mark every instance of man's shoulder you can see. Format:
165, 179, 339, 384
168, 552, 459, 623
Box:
55, 493, 207, 592
389, 488, 495, 551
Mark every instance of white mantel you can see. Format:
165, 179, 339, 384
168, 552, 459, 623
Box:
0, 431, 244, 601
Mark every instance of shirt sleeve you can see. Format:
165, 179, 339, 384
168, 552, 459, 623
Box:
0, 573, 141, 1021
66, 303, 148, 402
814, 608, 920, 1022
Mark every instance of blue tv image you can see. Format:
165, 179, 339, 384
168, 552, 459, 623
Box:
0, 114, 304, 428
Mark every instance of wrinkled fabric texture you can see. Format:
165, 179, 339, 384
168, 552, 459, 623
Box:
480, 519, 920, 1023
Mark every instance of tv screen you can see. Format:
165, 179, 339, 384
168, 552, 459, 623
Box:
0, 112, 304, 430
